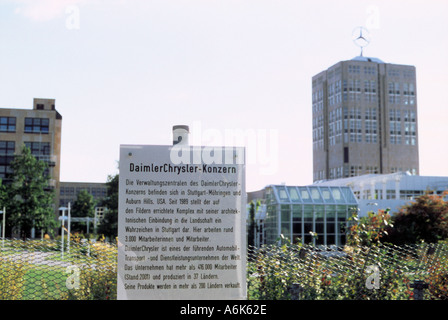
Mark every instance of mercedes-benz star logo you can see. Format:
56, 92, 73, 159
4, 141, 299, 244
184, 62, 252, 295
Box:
352, 26, 371, 56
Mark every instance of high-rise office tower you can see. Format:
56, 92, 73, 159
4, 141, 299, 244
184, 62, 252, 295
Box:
312, 56, 419, 182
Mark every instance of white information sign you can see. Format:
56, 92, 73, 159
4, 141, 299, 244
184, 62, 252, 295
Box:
117, 145, 246, 300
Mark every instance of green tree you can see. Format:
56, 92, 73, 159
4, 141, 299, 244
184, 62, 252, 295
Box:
6, 145, 56, 238
247, 200, 261, 248
71, 189, 96, 234
384, 191, 448, 245
97, 174, 118, 240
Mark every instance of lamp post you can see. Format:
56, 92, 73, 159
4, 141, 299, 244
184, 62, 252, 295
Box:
94, 207, 98, 235
67, 202, 71, 254
0, 207, 5, 249
59, 206, 68, 258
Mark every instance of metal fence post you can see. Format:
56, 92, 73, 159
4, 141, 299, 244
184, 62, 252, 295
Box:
410, 280, 428, 300
288, 283, 303, 300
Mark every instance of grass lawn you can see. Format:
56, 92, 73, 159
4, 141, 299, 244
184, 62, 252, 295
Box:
22, 265, 69, 300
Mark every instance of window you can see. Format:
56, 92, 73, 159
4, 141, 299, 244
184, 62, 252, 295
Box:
24, 118, 49, 133
363, 66, 376, 75
24, 142, 51, 163
364, 80, 377, 102
24, 142, 50, 156
312, 114, 324, 151
402, 82, 416, 105
389, 109, 402, 144
388, 82, 401, 104
348, 65, 360, 74
0, 141, 15, 155
350, 165, 363, 177
348, 79, 361, 101
328, 108, 342, 146
277, 187, 289, 202
365, 166, 379, 174
403, 110, 417, 146
299, 187, 312, 203
287, 187, 300, 202
0, 117, 16, 132
365, 108, 377, 143
387, 69, 400, 77
347, 108, 362, 142
0, 141, 15, 179
334, 80, 342, 104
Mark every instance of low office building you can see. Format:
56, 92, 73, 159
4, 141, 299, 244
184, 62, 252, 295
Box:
59, 181, 108, 208
248, 185, 358, 246
59, 181, 108, 229
313, 172, 448, 216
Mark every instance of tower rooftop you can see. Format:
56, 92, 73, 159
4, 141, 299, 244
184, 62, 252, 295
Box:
351, 56, 385, 63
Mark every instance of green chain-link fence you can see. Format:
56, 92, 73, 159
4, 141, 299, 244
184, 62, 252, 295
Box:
1, 239, 447, 300
247, 242, 448, 300
0, 239, 117, 300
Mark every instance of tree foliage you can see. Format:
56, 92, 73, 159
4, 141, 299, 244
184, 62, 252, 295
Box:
346, 191, 448, 245
71, 189, 96, 233
247, 201, 257, 247
384, 191, 448, 245
72, 190, 96, 218
5, 145, 56, 238
97, 174, 118, 240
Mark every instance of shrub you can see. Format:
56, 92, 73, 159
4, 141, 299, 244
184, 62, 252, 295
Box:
0, 257, 27, 300
66, 265, 117, 300
385, 191, 448, 245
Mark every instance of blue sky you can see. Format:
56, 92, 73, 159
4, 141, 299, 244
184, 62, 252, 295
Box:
1, 0, 447, 191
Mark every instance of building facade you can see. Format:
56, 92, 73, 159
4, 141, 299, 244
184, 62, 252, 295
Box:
312, 56, 419, 182
313, 172, 448, 217
59, 181, 108, 208
248, 185, 358, 246
0, 98, 62, 209
59, 181, 108, 234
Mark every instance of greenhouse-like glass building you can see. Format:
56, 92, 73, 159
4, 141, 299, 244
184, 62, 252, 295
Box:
263, 185, 358, 246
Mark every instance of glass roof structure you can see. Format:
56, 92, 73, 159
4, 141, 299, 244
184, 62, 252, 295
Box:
268, 185, 358, 205
259, 185, 359, 246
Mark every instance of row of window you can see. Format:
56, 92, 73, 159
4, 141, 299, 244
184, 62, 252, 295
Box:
387, 68, 416, 78
313, 80, 416, 109
353, 186, 423, 202
388, 82, 415, 95
318, 166, 356, 180
348, 65, 376, 75
0, 141, 52, 178
314, 107, 417, 149
314, 130, 415, 148
314, 166, 418, 181
60, 186, 107, 198
0, 141, 50, 156
318, 64, 413, 81
0, 117, 50, 133
389, 109, 417, 145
